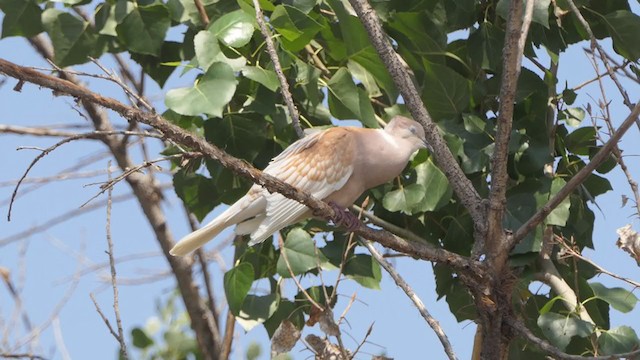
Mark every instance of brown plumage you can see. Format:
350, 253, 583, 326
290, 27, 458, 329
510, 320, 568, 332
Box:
170, 115, 427, 256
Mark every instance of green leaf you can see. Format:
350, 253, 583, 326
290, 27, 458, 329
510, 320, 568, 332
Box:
94, 3, 118, 37
343, 254, 382, 289
165, 62, 238, 117
41, 8, 98, 67
277, 228, 321, 277
561, 107, 586, 127
270, 4, 323, 51
131, 41, 182, 87
242, 66, 279, 92
413, 157, 452, 212
604, 10, 640, 61
598, 326, 640, 355
497, 0, 551, 28
327, 67, 377, 128
194, 30, 247, 71
209, 10, 255, 48
382, 184, 425, 215
589, 282, 638, 313
565, 127, 595, 156
224, 262, 255, 315
115, 2, 170, 56
462, 114, 487, 134
173, 171, 217, 221
547, 178, 570, 227
468, 22, 504, 72
422, 63, 470, 121
537, 312, 594, 350
131, 327, 154, 349
204, 114, 268, 161
237, 294, 278, 331
0, 0, 43, 38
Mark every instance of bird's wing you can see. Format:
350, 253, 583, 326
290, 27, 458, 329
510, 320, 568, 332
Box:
249, 128, 357, 244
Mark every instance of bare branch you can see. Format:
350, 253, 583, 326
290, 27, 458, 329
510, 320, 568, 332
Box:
507, 316, 640, 360
104, 165, 129, 359
556, 234, 640, 288
566, 0, 639, 130
0, 353, 46, 360
0, 58, 473, 271
252, 0, 304, 138
346, 0, 485, 229
362, 239, 458, 360
0, 188, 162, 247
7, 130, 164, 221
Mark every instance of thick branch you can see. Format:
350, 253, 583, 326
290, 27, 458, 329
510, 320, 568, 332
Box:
346, 0, 485, 229
486, 0, 534, 264
0, 58, 472, 272
510, 100, 640, 246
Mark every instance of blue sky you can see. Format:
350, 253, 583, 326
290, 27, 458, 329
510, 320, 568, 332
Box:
1, 6, 640, 360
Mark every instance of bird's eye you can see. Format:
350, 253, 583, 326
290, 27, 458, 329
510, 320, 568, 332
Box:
409, 126, 417, 134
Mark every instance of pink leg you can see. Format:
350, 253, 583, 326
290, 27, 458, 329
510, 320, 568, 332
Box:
327, 202, 361, 231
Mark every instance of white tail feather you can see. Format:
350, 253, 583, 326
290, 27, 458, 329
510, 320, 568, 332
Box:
169, 218, 228, 256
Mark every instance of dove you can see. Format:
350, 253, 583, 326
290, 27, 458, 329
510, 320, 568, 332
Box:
170, 115, 428, 256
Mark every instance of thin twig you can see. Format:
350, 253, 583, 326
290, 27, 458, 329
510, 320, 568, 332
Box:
252, 0, 304, 138
511, 100, 640, 245
194, 0, 210, 25
89, 293, 119, 340
565, 0, 640, 131
105, 164, 129, 359
277, 234, 324, 311
0, 168, 120, 188
0, 185, 172, 247
556, 235, 640, 289
220, 310, 236, 360
80, 152, 200, 208
507, 316, 640, 360
0, 354, 46, 360
7, 130, 164, 221
361, 239, 458, 360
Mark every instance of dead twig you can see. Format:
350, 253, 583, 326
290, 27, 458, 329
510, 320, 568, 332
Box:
362, 239, 458, 360
7, 130, 164, 221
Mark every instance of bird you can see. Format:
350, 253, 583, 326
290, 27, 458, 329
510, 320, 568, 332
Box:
170, 115, 428, 256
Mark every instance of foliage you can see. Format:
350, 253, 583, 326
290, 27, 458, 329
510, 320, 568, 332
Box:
2, 0, 640, 358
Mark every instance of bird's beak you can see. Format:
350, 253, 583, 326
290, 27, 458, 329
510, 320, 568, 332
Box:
421, 139, 429, 149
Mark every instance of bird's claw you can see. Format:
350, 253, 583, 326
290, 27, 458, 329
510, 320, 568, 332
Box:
328, 202, 360, 232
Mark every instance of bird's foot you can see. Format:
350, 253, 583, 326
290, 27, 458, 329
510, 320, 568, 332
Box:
328, 202, 361, 232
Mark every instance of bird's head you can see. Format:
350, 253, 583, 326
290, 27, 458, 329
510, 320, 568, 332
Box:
385, 115, 429, 151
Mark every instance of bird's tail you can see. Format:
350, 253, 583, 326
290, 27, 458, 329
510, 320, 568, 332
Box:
169, 217, 229, 256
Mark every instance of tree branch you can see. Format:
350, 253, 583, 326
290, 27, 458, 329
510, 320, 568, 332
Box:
510, 100, 640, 246
0, 57, 473, 272
507, 316, 640, 360
252, 0, 304, 138
486, 0, 534, 265
23, 36, 223, 359
346, 0, 485, 230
